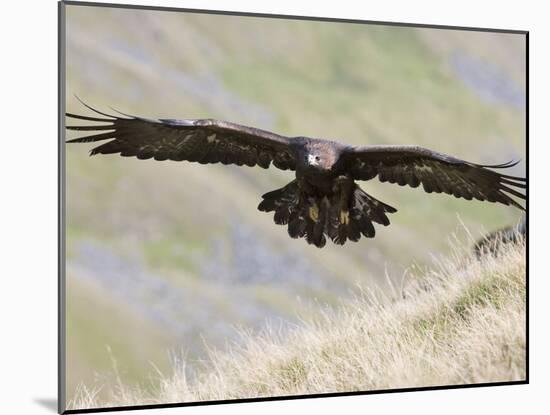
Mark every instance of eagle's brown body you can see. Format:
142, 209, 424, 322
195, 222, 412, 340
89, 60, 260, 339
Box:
258, 137, 397, 247
66, 101, 526, 248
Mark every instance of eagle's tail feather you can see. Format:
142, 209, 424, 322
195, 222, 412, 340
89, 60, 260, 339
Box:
308, 197, 329, 248
328, 184, 397, 245
258, 180, 300, 223
258, 181, 397, 248
288, 209, 307, 239
354, 187, 397, 226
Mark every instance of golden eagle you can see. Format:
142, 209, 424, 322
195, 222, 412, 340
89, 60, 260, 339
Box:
66, 101, 526, 248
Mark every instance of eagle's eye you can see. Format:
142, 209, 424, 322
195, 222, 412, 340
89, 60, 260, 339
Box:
315, 156, 320, 161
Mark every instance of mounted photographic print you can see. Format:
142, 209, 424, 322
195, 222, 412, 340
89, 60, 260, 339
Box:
59, 1, 528, 413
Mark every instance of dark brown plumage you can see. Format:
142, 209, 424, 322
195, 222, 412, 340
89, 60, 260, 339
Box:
66, 101, 526, 248
473, 217, 526, 258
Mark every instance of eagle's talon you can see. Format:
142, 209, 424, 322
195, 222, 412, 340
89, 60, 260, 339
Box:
340, 210, 350, 225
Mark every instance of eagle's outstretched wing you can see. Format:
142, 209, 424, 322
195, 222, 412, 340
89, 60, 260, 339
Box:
340, 145, 526, 210
65, 102, 296, 170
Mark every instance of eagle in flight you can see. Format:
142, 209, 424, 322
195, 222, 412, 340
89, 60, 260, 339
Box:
66, 101, 526, 248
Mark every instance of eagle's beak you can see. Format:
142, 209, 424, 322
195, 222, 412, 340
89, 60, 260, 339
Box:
308, 154, 319, 166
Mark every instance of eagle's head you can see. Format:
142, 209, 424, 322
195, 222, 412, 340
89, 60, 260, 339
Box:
301, 141, 339, 172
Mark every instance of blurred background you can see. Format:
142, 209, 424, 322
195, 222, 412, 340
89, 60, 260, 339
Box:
64, 4, 526, 403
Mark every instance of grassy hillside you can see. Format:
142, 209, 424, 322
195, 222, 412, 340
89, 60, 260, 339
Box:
68, 235, 526, 410
63, 4, 526, 402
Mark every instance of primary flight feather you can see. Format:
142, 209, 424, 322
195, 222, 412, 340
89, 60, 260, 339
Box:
66, 101, 526, 248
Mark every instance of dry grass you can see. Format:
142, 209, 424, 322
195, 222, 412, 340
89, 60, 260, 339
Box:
68, 235, 526, 410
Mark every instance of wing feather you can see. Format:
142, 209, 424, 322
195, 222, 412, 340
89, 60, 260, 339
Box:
66, 102, 296, 171
340, 145, 526, 210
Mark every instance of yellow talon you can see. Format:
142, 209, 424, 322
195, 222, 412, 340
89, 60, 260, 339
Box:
340, 210, 350, 225
309, 205, 319, 222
